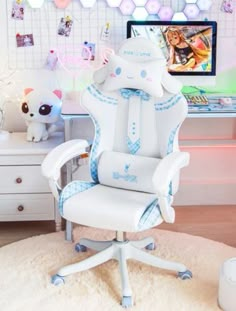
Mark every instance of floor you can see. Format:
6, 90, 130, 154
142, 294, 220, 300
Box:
0, 205, 236, 248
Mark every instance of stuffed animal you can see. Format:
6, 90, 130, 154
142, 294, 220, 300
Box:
20, 88, 62, 142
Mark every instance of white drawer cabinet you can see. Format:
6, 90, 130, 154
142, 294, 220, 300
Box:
0, 166, 50, 193
0, 194, 54, 221
0, 132, 64, 231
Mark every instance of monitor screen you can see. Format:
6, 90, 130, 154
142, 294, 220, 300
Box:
127, 20, 217, 86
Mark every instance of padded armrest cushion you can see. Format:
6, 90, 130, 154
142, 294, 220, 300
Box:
98, 151, 161, 193
41, 139, 89, 181
152, 151, 190, 196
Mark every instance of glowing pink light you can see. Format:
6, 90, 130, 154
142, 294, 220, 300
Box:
56, 46, 92, 78
53, 0, 71, 9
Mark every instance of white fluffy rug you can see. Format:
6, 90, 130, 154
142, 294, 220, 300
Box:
1, 227, 236, 311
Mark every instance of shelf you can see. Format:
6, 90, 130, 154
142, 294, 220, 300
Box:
188, 112, 236, 118
180, 139, 236, 147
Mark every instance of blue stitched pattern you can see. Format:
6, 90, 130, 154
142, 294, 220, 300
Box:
120, 88, 150, 101
59, 181, 96, 215
167, 125, 179, 154
154, 94, 182, 111
167, 125, 180, 195
127, 137, 141, 154
138, 199, 162, 231
87, 84, 117, 105
89, 118, 100, 182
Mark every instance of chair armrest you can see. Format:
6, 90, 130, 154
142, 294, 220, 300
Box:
41, 139, 89, 181
152, 151, 189, 223
152, 151, 189, 196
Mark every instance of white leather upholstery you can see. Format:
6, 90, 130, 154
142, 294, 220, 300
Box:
41, 37, 191, 307
63, 184, 162, 232
97, 150, 161, 193
59, 37, 189, 225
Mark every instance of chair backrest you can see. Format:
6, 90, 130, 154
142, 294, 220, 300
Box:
81, 37, 188, 194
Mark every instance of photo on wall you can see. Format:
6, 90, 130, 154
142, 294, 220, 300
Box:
58, 17, 73, 37
11, 1, 24, 20
16, 34, 34, 47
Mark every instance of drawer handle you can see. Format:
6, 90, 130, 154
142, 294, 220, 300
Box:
17, 205, 24, 212
16, 177, 22, 184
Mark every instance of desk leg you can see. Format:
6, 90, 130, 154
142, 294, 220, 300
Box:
64, 118, 74, 242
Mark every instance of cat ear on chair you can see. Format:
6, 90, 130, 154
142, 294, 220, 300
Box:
41, 36, 191, 308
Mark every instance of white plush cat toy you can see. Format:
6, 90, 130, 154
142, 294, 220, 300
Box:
20, 88, 62, 142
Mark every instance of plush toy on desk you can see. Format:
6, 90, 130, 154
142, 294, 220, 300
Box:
20, 88, 62, 142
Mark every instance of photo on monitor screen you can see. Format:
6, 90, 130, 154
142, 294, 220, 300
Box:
127, 21, 217, 77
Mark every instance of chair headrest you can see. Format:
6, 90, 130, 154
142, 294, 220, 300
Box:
94, 37, 182, 97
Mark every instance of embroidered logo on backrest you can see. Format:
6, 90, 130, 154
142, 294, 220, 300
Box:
112, 163, 137, 183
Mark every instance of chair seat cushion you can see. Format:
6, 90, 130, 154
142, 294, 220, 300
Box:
62, 183, 163, 232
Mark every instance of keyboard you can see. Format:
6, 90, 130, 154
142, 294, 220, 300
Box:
184, 94, 208, 106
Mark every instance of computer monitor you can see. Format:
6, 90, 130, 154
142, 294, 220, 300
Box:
127, 20, 217, 86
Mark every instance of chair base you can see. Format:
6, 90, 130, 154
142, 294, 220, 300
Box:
53, 235, 191, 308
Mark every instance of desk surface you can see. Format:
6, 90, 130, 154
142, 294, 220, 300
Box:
61, 99, 88, 117
0, 132, 64, 155
61, 95, 236, 118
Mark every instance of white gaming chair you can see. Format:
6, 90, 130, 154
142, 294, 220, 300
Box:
42, 37, 192, 308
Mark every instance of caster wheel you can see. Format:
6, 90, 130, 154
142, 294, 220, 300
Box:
145, 242, 156, 250
178, 270, 193, 280
75, 243, 87, 252
121, 296, 133, 308
51, 274, 65, 286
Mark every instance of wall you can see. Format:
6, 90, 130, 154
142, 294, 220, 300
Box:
0, 0, 236, 205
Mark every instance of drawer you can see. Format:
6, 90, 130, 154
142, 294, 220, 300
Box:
0, 194, 55, 221
0, 166, 50, 194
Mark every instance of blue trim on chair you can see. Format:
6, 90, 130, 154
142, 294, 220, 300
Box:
59, 181, 96, 215
154, 94, 182, 111
87, 85, 118, 105
167, 124, 180, 195
89, 118, 100, 182
127, 137, 141, 155
167, 125, 179, 154
138, 199, 162, 231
